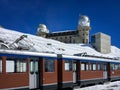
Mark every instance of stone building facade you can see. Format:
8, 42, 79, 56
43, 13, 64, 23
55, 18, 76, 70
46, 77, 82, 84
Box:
37, 15, 91, 44
47, 15, 91, 44
91, 32, 111, 54
36, 15, 111, 54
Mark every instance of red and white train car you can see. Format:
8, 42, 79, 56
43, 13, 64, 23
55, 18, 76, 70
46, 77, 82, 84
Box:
0, 49, 120, 90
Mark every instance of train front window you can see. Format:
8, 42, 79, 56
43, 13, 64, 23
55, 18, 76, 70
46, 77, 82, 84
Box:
0, 59, 2, 73
65, 60, 72, 71
45, 59, 55, 72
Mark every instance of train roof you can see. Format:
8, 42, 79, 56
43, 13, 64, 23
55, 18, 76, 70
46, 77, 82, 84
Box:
0, 49, 120, 63
0, 49, 57, 58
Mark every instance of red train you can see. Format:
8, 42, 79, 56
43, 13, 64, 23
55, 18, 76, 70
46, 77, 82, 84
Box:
0, 49, 120, 90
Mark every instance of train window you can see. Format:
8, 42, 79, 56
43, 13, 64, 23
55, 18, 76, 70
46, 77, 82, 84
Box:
35, 61, 38, 72
86, 63, 89, 70
45, 59, 55, 72
119, 64, 120, 70
90, 63, 96, 71
93, 64, 96, 70
16, 60, 27, 72
110, 64, 115, 70
102, 64, 107, 71
81, 62, 89, 71
65, 60, 72, 71
30, 61, 34, 73
98, 63, 103, 70
0, 59, 2, 73
6, 60, 15, 72
98, 63, 101, 70
89, 63, 91, 70
115, 64, 119, 70
6, 58, 27, 73
81, 63, 85, 70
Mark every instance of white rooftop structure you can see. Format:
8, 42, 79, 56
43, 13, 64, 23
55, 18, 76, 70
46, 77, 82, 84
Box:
37, 24, 49, 34
78, 15, 90, 27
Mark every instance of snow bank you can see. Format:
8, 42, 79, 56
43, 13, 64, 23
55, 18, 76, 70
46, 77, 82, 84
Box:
75, 81, 120, 90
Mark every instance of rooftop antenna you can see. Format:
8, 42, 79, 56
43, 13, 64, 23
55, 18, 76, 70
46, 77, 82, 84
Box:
8, 35, 28, 49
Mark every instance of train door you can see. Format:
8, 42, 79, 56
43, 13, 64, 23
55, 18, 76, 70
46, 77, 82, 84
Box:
29, 58, 40, 89
73, 61, 77, 83
103, 63, 108, 79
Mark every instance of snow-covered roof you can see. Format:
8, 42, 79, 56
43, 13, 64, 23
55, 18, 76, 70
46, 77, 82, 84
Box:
0, 27, 120, 59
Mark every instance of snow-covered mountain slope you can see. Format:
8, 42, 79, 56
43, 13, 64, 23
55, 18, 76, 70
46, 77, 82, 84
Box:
0, 27, 120, 59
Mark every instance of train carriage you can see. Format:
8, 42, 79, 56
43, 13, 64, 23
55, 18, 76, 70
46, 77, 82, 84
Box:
109, 62, 120, 81
0, 50, 58, 90
0, 49, 120, 90
62, 55, 120, 87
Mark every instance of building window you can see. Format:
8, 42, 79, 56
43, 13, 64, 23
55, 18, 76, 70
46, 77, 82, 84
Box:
91, 35, 95, 43
86, 39, 88, 43
82, 39, 85, 43
69, 36, 72, 43
6, 58, 27, 73
60, 37, 63, 41
83, 33, 84, 36
73, 39, 75, 43
0, 59, 2, 73
65, 60, 72, 71
45, 59, 55, 72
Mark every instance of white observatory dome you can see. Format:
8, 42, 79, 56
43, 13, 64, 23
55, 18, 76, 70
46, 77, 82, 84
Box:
37, 24, 49, 34
78, 15, 90, 27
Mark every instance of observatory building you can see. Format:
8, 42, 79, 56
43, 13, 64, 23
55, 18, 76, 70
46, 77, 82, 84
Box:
37, 15, 91, 44
36, 24, 49, 38
36, 15, 111, 54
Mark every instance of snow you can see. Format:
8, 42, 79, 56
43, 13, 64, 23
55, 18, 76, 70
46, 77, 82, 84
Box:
75, 81, 120, 90
0, 27, 120, 59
